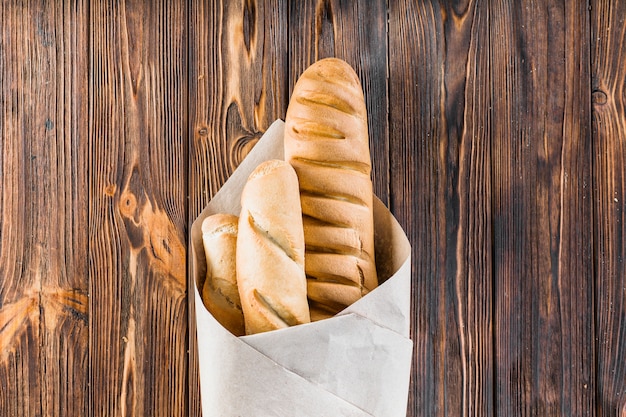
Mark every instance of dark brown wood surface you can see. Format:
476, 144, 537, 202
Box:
389, 1, 495, 414
88, 1, 188, 416
0, 1, 89, 416
592, 0, 626, 415
1, 1, 625, 416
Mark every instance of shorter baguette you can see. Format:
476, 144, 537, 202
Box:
237, 159, 311, 335
201, 213, 245, 336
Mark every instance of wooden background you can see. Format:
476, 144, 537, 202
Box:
0, 0, 624, 416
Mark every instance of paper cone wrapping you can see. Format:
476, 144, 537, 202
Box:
191, 120, 413, 417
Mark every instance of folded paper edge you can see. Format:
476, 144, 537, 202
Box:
194, 284, 377, 417
239, 310, 414, 416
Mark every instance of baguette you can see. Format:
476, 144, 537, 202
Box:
201, 213, 245, 336
284, 58, 377, 319
237, 159, 311, 334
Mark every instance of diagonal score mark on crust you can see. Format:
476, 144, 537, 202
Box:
247, 211, 300, 264
206, 279, 243, 312
304, 220, 363, 254
253, 289, 298, 327
306, 273, 362, 288
300, 188, 368, 207
305, 244, 361, 258
295, 91, 356, 116
301, 68, 360, 92
306, 245, 375, 267
308, 297, 350, 316
290, 118, 346, 140
302, 213, 349, 229
290, 156, 371, 175
357, 264, 366, 290
306, 279, 360, 314
203, 223, 237, 238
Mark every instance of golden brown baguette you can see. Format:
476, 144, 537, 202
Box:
236, 159, 311, 334
201, 213, 245, 336
284, 57, 377, 319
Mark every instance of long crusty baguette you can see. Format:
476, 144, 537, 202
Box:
201, 213, 245, 336
284, 57, 377, 320
236, 159, 311, 334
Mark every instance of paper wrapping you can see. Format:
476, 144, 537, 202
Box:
190, 120, 413, 417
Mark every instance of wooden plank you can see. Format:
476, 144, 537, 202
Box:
490, 0, 594, 415
591, 0, 626, 415
187, 1, 288, 415
188, 0, 289, 215
288, 0, 389, 205
389, 0, 493, 415
88, 0, 188, 415
0, 1, 89, 416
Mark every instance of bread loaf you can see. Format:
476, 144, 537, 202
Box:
237, 159, 311, 334
201, 213, 245, 336
284, 57, 377, 320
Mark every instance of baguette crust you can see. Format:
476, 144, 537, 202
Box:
237, 159, 311, 334
285, 58, 378, 318
201, 213, 245, 336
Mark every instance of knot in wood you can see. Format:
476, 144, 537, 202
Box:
119, 192, 137, 217
592, 89, 608, 105
104, 184, 117, 197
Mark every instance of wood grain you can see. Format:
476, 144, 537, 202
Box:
187, 1, 288, 415
389, 0, 494, 415
0, 1, 89, 416
591, 0, 626, 415
188, 0, 288, 215
0, 1, 624, 416
88, 0, 188, 415
288, 0, 389, 205
490, 0, 594, 415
